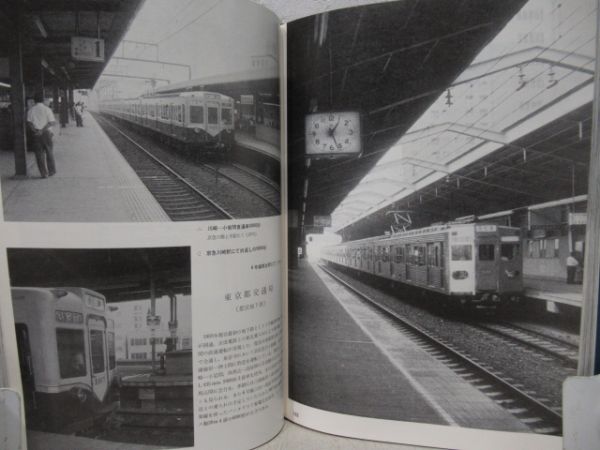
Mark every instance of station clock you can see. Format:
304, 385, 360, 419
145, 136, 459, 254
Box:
305, 111, 361, 157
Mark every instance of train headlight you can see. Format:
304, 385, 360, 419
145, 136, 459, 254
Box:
452, 270, 469, 280
69, 387, 88, 404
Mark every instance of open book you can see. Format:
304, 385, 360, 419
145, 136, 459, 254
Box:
0, 0, 598, 449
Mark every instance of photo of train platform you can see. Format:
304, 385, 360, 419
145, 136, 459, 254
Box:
286, 0, 596, 440
6, 247, 194, 449
0, 0, 280, 223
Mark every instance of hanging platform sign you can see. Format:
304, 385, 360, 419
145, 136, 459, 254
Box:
146, 314, 161, 330
569, 212, 587, 226
71, 37, 105, 62
240, 95, 254, 105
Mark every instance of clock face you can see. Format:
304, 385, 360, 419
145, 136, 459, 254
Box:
305, 111, 361, 156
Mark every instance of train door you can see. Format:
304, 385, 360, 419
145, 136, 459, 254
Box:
427, 242, 444, 288
498, 239, 522, 293
394, 245, 405, 281
88, 317, 109, 401
383, 245, 391, 278
206, 101, 220, 136
405, 245, 411, 280
15, 324, 36, 412
476, 239, 497, 291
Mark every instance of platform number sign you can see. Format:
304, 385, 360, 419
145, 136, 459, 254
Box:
71, 37, 105, 62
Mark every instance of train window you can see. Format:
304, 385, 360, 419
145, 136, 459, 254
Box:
451, 245, 472, 261
395, 247, 404, 263
500, 243, 520, 261
478, 244, 495, 261
190, 106, 204, 124
89, 330, 105, 374
208, 107, 218, 124
222, 108, 232, 125
56, 328, 86, 378
107, 332, 116, 370
410, 246, 426, 265
427, 244, 441, 267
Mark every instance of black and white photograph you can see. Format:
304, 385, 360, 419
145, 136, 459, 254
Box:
7, 246, 193, 449
287, 0, 595, 437
0, 0, 280, 222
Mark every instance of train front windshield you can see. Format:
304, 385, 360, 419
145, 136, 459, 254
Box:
190, 106, 204, 124
500, 243, 520, 261
57, 328, 86, 378
208, 107, 218, 124
221, 108, 232, 125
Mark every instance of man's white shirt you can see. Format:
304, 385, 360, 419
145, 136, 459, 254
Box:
27, 103, 55, 131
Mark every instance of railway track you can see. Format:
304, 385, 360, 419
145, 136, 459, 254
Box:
318, 263, 563, 435
201, 162, 280, 213
473, 321, 579, 368
96, 116, 233, 221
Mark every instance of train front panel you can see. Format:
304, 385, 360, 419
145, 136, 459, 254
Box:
11, 287, 116, 431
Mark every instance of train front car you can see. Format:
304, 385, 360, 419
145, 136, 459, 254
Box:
321, 222, 523, 310
11, 287, 116, 432
99, 90, 235, 158
180, 91, 235, 156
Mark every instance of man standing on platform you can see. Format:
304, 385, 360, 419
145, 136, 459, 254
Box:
27, 93, 56, 178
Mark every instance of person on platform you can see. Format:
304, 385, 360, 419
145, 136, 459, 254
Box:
74, 102, 84, 127
59, 98, 68, 127
566, 252, 579, 284
26, 92, 56, 178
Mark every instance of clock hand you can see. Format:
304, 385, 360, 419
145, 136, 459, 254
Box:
332, 134, 339, 147
330, 117, 341, 132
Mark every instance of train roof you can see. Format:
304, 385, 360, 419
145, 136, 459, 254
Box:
102, 91, 232, 102
142, 90, 231, 99
333, 222, 520, 246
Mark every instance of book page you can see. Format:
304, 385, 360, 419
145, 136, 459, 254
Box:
0, 1, 283, 449
285, 1, 599, 449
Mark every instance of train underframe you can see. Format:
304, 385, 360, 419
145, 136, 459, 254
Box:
28, 386, 117, 433
323, 259, 521, 311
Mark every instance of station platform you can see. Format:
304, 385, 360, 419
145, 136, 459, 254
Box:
523, 276, 582, 308
289, 258, 528, 432
235, 130, 279, 161
0, 114, 169, 222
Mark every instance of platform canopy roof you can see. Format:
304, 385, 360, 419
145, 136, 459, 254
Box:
7, 248, 191, 303
287, 0, 529, 234
330, 0, 596, 234
151, 65, 278, 96
287, 0, 597, 240
0, 0, 144, 88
